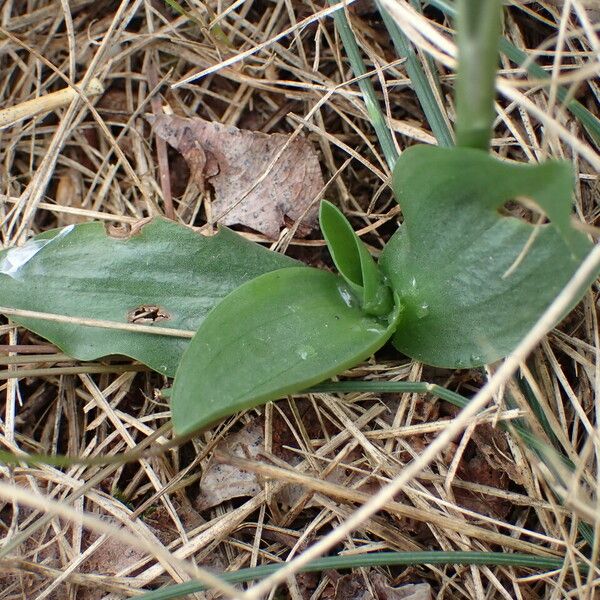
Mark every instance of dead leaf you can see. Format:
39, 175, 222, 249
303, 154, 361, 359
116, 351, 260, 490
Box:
195, 421, 264, 510
470, 422, 525, 485
81, 535, 147, 577
332, 572, 372, 600
149, 114, 323, 238
371, 574, 431, 600
55, 169, 85, 225
330, 573, 431, 600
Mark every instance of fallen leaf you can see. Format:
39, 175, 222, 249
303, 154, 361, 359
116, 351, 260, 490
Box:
81, 535, 147, 577
330, 573, 431, 600
55, 169, 85, 225
149, 114, 323, 238
195, 421, 264, 511
470, 422, 525, 485
371, 574, 431, 600
332, 572, 371, 600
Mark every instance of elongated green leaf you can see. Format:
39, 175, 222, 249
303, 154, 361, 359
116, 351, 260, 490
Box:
135, 551, 567, 599
171, 267, 401, 434
0, 218, 296, 376
319, 200, 364, 292
327, 0, 398, 169
320, 200, 393, 316
380, 145, 595, 368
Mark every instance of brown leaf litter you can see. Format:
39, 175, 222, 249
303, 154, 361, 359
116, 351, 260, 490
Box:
195, 421, 265, 511
149, 114, 323, 238
328, 571, 431, 600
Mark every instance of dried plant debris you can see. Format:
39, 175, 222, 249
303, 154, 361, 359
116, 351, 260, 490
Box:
371, 575, 431, 600
195, 421, 264, 510
330, 572, 431, 600
149, 114, 323, 237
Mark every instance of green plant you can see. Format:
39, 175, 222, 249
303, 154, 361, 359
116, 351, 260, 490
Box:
0, 0, 596, 438
133, 551, 570, 600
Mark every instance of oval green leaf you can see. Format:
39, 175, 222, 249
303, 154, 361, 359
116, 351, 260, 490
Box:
380, 145, 595, 368
0, 218, 296, 375
171, 267, 401, 435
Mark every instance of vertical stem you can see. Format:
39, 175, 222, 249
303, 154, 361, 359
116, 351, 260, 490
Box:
455, 0, 503, 151
430, 0, 600, 148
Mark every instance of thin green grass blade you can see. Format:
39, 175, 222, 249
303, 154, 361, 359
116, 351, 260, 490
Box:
497, 38, 600, 147
377, 1, 454, 147
429, 0, 600, 146
328, 0, 399, 169
134, 551, 566, 599
510, 377, 595, 546
311, 379, 469, 407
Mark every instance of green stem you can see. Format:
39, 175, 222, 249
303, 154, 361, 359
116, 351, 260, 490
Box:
455, 0, 503, 151
135, 551, 567, 599
432, 0, 600, 148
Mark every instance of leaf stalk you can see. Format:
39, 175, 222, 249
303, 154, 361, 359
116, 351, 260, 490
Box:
455, 0, 503, 151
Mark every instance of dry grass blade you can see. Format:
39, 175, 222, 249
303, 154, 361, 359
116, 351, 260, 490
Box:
0, 78, 104, 130
0, 481, 245, 598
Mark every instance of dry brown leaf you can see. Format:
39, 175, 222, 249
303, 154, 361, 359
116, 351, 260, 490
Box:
331, 572, 371, 600
81, 527, 148, 578
331, 573, 431, 600
55, 169, 85, 225
149, 114, 323, 238
371, 574, 432, 600
195, 421, 264, 511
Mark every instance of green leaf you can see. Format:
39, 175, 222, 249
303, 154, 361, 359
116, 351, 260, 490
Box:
171, 267, 401, 435
380, 145, 595, 368
0, 218, 296, 376
134, 551, 567, 600
320, 200, 393, 316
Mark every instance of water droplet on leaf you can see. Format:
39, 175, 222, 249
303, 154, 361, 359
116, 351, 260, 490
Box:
337, 285, 355, 308
415, 303, 429, 319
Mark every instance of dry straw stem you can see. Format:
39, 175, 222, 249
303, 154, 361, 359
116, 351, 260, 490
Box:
0, 78, 104, 130
0, 480, 247, 598
216, 450, 564, 555
0, 306, 195, 338
171, 0, 359, 87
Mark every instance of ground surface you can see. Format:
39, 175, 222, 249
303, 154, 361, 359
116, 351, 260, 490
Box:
0, 1, 599, 598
